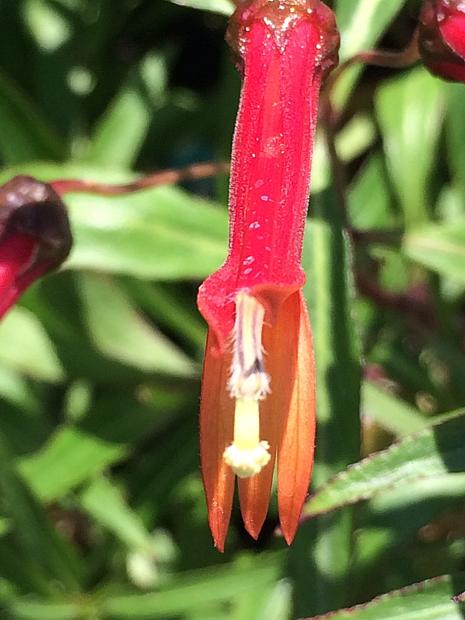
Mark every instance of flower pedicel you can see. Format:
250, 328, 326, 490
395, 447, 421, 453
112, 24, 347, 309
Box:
197, 0, 339, 551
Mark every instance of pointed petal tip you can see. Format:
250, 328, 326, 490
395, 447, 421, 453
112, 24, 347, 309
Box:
214, 536, 226, 553
280, 520, 298, 546
243, 520, 262, 541
209, 508, 230, 553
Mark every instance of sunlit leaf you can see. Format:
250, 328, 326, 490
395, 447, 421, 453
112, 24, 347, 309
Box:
305, 574, 465, 619
303, 412, 465, 519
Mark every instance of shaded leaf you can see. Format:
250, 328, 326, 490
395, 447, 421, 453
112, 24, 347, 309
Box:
0, 72, 63, 163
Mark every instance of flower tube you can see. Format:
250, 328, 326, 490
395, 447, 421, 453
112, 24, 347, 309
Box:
197, 0, 339, 551
0, 176, 72, 318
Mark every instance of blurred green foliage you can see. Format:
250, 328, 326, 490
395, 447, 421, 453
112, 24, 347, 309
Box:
1, 0, 465, 618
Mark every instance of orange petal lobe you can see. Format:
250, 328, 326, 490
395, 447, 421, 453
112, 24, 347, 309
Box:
199, 331, 235, 552
276, 291, 316, 544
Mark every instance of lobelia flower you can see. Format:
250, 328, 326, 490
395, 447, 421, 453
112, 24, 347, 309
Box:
197, 0, 339, 551
0, 176, 72, 319
419, 0, 465, 82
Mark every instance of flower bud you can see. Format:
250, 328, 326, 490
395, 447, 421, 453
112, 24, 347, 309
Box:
0, 175, 72, 318
419, 0, 465, 82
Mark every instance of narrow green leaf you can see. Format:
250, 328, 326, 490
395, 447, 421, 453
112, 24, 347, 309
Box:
334, 0, 405, 107
403, 222, 465, 283
80, 477, 152, 551
18, 426, 127, 502
348, 155, 396, 230
376, 69, 446, 226
306, 574, 465, 619
19, 393, 177, 502
303, 412, 465, 519
0, 72, 63, 163
0, 432, 81, 590
78, 273, 195, 376
102, 553, 283, 618
85, 54, 167, 168
165, 0, 234, 15
7, 600, 83, 620
289, 191, 361, 616
446, 83, 465, 197
67, 186, 227, 279
0, 307, 65, 383
362, 382, 428, 436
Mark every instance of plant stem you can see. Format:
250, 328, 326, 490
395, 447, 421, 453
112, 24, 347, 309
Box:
50, 161, 230, 197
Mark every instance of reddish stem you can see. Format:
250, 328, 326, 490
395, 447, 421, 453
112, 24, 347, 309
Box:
51, 162, 230, 197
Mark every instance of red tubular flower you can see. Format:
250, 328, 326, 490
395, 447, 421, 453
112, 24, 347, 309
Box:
0, 176, 72, 319
197, 0, 339, 551
419, 0, 465, 82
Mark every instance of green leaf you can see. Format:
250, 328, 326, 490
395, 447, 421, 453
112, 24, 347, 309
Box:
0, 72, 63, 163
376, 69, 446, 227
67, 187, 227, 279
305, 574, 465, 619
85, 54, 167, 168
348, 155, 396, 230
0, 307, 65, 383
80, 477, 152, 551
78, 273, 195, 376
7, 600, 83, 620
303, 192, 362, 484
290, 191, 361, 615
303, 412, 465, 519
0, 163, 228, 280
101, 553, 283, 618
0, 432, 81, 591
19, 392, 178, 502
446, 83, 465, 198
334, 0, 405, 107
362, 382, 428, 436
403, 222, 465, 283
165, 0, 234, 15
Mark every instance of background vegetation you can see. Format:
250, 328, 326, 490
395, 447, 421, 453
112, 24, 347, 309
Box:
1, 0, 465, 618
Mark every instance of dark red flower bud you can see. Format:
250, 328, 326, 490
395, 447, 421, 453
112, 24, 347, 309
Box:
419, 0, 465, 82
0, 176, 72, 318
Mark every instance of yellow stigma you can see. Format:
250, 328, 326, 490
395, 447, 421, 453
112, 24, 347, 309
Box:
223, 292, 271, 478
